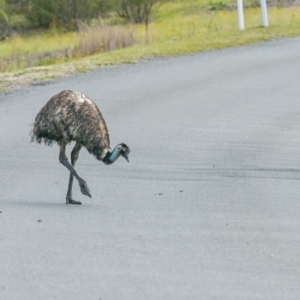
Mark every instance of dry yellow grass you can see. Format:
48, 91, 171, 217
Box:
76, 24, 136, 56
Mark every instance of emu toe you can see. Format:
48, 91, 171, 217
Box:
66, 198, 82, 205
79, 179, 92, 198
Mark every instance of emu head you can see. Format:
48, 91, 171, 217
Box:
104, 143, 130, 165
115, 143, 130, 162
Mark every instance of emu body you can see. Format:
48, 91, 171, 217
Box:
31, 90, 130, 205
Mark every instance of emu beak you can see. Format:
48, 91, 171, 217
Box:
122, 153, 129, 162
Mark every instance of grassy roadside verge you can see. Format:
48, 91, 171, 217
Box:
1, 1, 300, 92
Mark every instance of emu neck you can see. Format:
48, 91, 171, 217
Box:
103, 148, 120, 164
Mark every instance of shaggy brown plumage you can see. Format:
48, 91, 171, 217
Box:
31, 90, 111, 160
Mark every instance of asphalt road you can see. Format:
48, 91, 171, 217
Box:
1, 37, 300, 300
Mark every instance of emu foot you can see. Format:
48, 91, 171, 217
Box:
66, 198, 82, 205
78, 179, 92, 198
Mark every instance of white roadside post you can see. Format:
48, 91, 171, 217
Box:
260, 0, 269, 27
237, 0, 245, 30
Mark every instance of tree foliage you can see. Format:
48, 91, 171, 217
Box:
0, 0, 8, 22
0, 0, 10, 40
27, 0, 58, 28
25, 0, 119, 29
118, 0, 159, 24
6, 0, 31, 14
2, 0, 162, 33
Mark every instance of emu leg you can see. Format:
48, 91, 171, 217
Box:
59, 142, 91, 205
66, 142, 83, 205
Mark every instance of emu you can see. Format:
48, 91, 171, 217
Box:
31, 90, 130, 205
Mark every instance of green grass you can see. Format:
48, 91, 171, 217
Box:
1, 1, 300, 91
0, 31, 78, 58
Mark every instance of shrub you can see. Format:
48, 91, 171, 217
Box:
26, 0, 120, 29
0, 0, 10, 39
118, 0, 160, 24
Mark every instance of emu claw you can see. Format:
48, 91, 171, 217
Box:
79, 179, 92, 198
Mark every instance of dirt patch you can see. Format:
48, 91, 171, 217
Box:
0, 61, 101, 92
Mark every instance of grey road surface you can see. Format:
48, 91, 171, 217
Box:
1, 38, 300, 300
